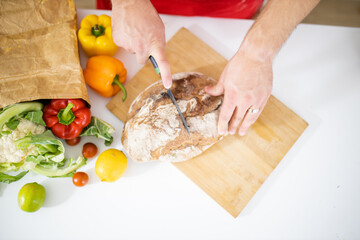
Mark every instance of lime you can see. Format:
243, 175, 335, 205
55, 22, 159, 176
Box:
18, 182, 46, 212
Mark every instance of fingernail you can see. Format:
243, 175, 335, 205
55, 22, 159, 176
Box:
164, 81, 172, 89
229, 129, 236, 135
239, 131, 245, 136
218, 127, 225, 135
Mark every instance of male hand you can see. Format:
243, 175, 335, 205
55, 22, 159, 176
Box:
205, 52, 273, 136
112, 0, 172, 88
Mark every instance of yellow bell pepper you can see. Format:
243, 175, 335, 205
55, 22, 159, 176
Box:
78, 15, 118, 57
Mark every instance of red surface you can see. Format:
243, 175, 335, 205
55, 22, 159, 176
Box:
97, 0, 263, 19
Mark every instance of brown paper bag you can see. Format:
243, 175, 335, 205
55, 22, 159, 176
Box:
0, 0, 89, 108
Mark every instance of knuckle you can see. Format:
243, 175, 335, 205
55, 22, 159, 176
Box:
133, 40, 145, 53
225, 89, 238, 102
150, 39, 166, 51
243, 93, 253, 103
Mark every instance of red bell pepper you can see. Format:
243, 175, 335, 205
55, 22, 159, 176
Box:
43, 99, 91, 140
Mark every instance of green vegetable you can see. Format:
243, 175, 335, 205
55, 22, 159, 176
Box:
80, 116, 115, 146
16, 130, 65, 163
31, 156, 86, 177
0, 162, 23, 173
24, 111, 46, 126
0, 102, 43, 136
0, 102, 88, 182
0, 171, 28, 184
15, 130, 87, 177
18, 182, 46, 212
5, 117, 20, 131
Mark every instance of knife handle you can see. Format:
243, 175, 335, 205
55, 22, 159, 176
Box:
149, 55, 160, 74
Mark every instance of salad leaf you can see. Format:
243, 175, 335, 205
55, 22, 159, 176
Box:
16, 130, 87, 177
0, 162, 24, 173
16, 130, 65, 163
5, 117, 20, 130
0, 102, 43, 132
0, 171, 28, 184
0, 105, 12, 116
80, 116, 115, 146
24, 111, 46, 126
2, 110, 44, 134
0, 102, 44, 138
31, 156, 86, 177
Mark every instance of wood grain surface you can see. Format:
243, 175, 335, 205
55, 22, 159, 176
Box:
107, 27, 308, 217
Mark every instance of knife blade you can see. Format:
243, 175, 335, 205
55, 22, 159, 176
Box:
166, 88, 190, 133
149, 55, 190, 134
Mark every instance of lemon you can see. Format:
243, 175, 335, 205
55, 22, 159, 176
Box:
95, 149, 127, 182
18, 182, 46, 212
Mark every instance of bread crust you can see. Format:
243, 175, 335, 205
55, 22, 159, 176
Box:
121, 72, 223, 162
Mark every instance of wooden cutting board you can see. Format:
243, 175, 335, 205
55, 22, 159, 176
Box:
107, 27, 308, 217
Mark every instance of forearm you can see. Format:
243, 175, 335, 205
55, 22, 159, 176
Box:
112, 0, 149, 7
238, 0, 320, 61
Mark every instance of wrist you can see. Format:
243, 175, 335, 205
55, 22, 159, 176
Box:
237, 28, 278, 63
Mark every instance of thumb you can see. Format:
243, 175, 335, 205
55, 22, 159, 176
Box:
205, 79, 224, 96
150, 47, 172, 89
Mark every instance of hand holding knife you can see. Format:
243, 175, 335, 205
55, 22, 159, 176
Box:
149, 55, 190, 134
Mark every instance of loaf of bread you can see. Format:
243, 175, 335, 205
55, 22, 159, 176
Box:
121, 72, 223, 162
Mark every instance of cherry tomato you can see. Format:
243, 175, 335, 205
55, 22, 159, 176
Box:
82, 142, 98, 158
72, 172, 89, 187
65, 137, 81, 146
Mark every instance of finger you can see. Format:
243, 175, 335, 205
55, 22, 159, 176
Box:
112, 34, 131, 52
204, 76, 225, 96
238, 105, 264, 136
228, 104, 249, 135
111, 28, 122, 47
204, 82, 225, 96
238, 90, 272, 136
150, 47, 172, 89
133, 40, 148, 64
217, 90, 237, 135
205, 68, 227, 96
136, 51, 148, 64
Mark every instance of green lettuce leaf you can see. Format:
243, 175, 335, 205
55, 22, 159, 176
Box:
0, 171, 28, 184
15, 130, 65, 163
5, 117, 20, 131
30, 156, 87, 177
0, 105, 12, 116
0, 102, 43, 131
80, 116, 115, 146
0, 162, 24, 173
24, 111, 46, 126
0, 102, 44, 137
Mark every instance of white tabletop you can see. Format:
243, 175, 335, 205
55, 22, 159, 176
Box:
1, 9, 360, 240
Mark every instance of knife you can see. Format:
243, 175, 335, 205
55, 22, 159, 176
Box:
149, 55, 190, 134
